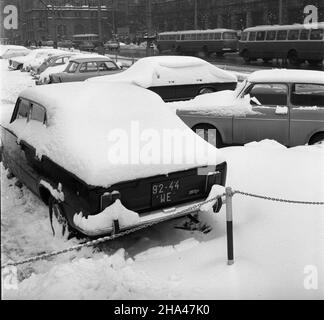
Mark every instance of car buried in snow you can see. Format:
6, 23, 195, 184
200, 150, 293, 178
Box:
0, 82, 227, 237
87, 56, 238, 102
176, 69, 324, 147
49, 56, 122, 83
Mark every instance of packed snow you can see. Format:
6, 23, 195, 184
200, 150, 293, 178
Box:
1, 59, 324, 300
88, 56, 237, 88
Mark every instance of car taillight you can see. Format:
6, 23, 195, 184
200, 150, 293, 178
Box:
101, 191, 121, 211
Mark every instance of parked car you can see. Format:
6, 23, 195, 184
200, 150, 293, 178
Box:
33, 53, 77, 76
104, 40, 120, 51
8, 48, 65, 71
0, 45, 30, 59
79, 40, 96, 51
58, 40, 73, 49
49, 56, 122, 83
176, 69, 324, 147
0, 82, 227, 237
88, 56, 238, 102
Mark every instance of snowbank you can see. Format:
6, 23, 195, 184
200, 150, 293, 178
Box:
38, 63, 68, 84
88, 56, 237, 88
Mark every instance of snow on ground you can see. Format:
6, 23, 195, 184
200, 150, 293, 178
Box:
1, 58, 324, 299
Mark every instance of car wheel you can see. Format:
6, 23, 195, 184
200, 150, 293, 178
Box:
49, 196, 71, 239
309, 132, 324, 145
192, 124, 223, 148
242, 50, 251, 63
198, 88, 214, 95
287, 50, 300, 66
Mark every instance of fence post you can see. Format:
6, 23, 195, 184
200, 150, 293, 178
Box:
226, 187, 234, 265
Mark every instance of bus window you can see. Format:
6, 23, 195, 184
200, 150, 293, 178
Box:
299, 29, 309, 40
190, 34, 197, 40
197, 33, 203, 40
256, 31, 266, 41
241, 32, 248, 41
288, 30, 299, 40
208, 33, 214, 40
215, 33, 221, 40
310, 29, 324, 40
181, 34, 185, 40
248, 32, 256, 41
277, 30, 287, 40
223, 32, 237, 40
266, 30, 276, 40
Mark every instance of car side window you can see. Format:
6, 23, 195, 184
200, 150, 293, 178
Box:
30, 103, 47, 124
291, 84, 324, 107
80, 62, 98, 72
15, 99, 30, 121
66, 62, 79, 73
98, 61, 118, 71
247, 83, 288, 106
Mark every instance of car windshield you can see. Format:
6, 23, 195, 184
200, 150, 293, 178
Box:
65, 61, 79, 73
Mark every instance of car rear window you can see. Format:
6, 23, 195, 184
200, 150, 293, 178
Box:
291, 84, 324, 107
30, 103, 46, 123
16, 99, 30, 120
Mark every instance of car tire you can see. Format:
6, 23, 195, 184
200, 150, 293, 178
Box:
309, 132, 324, 145
242, 50, 251, 63
198, 88, 214, 95
287, 50, 300, 66
192, 124, 224, 148
48, 196, 71, 239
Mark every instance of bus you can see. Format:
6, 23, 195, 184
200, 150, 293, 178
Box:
72, 34, 99, 50
157, 29, 238, 57
239, 22, 324, 66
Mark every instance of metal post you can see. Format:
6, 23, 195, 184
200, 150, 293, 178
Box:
226, 187, 234, 265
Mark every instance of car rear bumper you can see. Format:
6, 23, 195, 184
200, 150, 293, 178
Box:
73, 197, 220, 237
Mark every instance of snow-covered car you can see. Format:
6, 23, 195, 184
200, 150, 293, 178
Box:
87, 56, 238, 102
49, 56, 122, 83
0, 82, 227, 237
8, 48, 65, 71
176, 69, 324, 147
32, 53, 77, 76
0, 45, 30, 59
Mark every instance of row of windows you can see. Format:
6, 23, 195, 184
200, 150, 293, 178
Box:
241, 28, 324, 42
158, 32, 237, 41
66, 61, 118, 73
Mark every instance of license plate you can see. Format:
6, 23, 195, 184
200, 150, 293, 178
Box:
152, 179, 180, 206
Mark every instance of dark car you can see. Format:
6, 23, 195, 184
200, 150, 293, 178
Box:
88, 56, 238, 102
0, 82, 227, 237
79, 40, 95, 52
49, 56, 122, 83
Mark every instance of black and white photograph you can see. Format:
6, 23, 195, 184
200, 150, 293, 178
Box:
0, 0, 323, 302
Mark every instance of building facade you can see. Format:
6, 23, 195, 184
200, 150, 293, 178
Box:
1, 0, 323, 43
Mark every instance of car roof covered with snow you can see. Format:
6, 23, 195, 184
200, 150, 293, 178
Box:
9, 82, 224, 187
248, 69, 324, 85
87, 56, 237, 87
69, 55, 113, 63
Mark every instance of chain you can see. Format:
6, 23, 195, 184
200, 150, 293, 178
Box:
233, 190, 324, 205
2, 189, 323, 269
1, 194, 225, 269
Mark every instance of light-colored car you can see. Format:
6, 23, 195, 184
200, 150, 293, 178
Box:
0, 82, 226, 237
8, 48, 65, 71
0, 45, 30, 59
176, 69, 324, 147
49, 56, 122, 83
88, 56, 238, 102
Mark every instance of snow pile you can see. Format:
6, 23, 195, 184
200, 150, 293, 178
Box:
38, 63, 68, 84
175, 90, 256, 117
199, 184, 225, 213
88, 56, 237, 88
6, 82, 225, 187
74, 199, 140, 233
275, 106, 288, 114
3, 249, 181, 300
244, 139, 287, 149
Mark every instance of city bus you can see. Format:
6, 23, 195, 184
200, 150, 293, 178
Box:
157, 29, 238, 57
239, 22, 324, 66
72, 34, 99, 50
